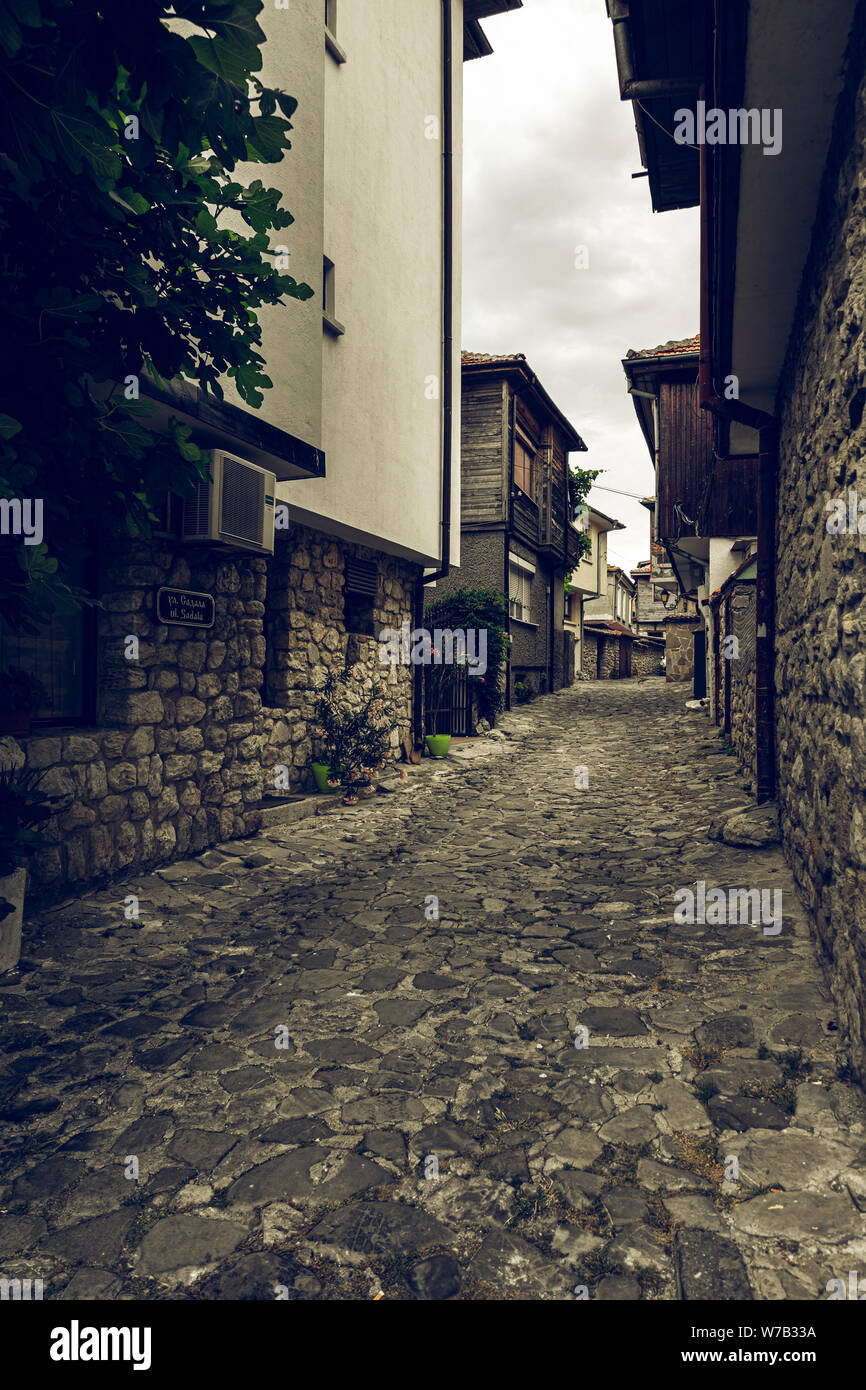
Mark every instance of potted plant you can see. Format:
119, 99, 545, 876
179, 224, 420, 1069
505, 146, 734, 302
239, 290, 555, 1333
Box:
0, 766, 67, 972
312, 667, 396, 805
424, 645, 459, 758
0, 667, 47, 736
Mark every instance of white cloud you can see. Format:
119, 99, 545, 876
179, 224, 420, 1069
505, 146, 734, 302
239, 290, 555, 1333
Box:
463, 0, 699, 572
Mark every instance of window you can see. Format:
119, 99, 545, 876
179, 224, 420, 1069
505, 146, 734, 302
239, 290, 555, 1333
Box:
344, 557, 377, 636
514, 435, 535, 499
0, 552, 93, 724
324, 0, 346, 62
509, 555, 533, 623
323, 256, 345, 336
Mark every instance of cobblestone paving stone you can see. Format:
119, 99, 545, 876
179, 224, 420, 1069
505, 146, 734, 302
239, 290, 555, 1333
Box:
2, 677, 866, 1301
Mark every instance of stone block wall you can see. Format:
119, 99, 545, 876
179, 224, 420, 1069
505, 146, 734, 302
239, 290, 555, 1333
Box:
633, 642, 664, 677
265, 521, 416, 784
664, 617, 700, 682
6, 523, 417, 901
581, 629, 599, 679
598, 636, 620, 679
728, 583, 756, 776
774, 6, 866, 1079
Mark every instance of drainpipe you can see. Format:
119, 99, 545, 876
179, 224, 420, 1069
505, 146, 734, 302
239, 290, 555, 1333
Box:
503, 387, 515, 710
609, 0, 700, 99
414, 0, 454, 747
697, 101, 778, 803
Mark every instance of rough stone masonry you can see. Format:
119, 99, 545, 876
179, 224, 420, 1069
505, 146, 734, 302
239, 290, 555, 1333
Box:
0, 679, 864, 1300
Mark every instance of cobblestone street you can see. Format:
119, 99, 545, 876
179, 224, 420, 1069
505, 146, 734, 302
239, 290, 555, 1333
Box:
2, 677, 865, 1301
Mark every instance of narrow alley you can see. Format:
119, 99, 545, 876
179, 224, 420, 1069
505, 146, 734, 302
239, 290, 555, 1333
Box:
2, 678, 863, 1301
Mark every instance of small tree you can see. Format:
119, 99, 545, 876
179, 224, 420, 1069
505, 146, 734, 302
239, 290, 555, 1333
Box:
312, 668, 396, 805
424, 588, 508, 725
0, 0, 313, 632
568, 464, 603, 561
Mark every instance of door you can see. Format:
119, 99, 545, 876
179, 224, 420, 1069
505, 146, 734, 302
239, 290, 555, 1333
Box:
693, 628, 707, 698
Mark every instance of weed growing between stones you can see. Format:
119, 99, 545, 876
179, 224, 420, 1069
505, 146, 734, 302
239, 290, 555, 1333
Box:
682, 1043, 727, 1073
644, 1191, 675, 1248
779, 1046, 812, 1081
740, 1076, 798, 1114
694, 1077, 721, 1103
670, 1132, 726, 1190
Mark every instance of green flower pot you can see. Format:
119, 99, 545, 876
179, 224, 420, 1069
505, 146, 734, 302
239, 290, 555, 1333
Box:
425, 734, 451, 759
312, 761, 337, 793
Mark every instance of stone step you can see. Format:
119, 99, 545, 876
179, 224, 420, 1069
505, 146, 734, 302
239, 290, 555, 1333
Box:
258, 795, 320, 828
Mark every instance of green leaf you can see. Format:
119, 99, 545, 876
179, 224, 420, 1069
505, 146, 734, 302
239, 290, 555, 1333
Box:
207, 2, 266, 56
0, 4, 22, 57
187, 33, 254, 89
7, 0, 39, 26
0, 415, 22, 441
109, 187, 150, 216
245, 115, 290, 162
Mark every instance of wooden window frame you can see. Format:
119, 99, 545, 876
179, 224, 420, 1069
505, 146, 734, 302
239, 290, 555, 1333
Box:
325, 0, 347, 63
513, 433, 536, 500
508, 556, 533, 624
323, 256, 345, 337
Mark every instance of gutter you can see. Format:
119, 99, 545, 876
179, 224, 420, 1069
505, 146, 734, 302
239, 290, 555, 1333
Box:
608, 0, 700, 99
697, 94, 778, 804
414, 0, 455, 747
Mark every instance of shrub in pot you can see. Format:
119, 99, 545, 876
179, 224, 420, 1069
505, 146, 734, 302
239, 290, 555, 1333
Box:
0, 766, 68, 972
312, 667, 396, 804
0, 667, 48, 736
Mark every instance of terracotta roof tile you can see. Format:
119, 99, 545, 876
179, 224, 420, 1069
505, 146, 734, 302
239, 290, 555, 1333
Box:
462, 351, 527, 366
625, 335, 700, 360
584, 619, 636, 637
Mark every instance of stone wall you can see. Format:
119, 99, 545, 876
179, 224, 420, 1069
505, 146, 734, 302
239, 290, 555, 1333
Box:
582, 631, 632, 680
728, 583, 756, 776
6, 523, 417, 900
582, 629, 599, 679
633, 642, 664, 677
774, 4, 866, 1079
664, 617, 700, 682
266, 521, 416, 783
598, 636, 620, 680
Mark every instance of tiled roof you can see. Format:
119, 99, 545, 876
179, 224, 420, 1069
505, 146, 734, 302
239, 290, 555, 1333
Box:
462, 351, 526, 366
584, 619, 635, 637
625, 335, 700, 360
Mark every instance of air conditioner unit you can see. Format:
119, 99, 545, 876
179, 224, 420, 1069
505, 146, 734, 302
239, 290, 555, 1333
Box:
182, 450, 276, 555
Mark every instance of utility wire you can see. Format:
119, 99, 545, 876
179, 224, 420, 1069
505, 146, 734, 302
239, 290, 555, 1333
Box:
591, 484, 653, 500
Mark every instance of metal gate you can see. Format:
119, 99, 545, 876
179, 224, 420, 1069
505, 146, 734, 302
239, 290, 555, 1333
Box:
424, 665, 470, 736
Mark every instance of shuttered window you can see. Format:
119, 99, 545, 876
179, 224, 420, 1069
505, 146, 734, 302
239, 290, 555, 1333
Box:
344, 558, 378, 636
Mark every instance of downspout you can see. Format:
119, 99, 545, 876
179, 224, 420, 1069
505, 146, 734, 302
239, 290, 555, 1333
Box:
504, 387, 515, 710
698, 91, 778, 803
414, 0, 454, 747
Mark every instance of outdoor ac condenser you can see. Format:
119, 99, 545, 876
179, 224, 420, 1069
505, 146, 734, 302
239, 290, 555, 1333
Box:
181, 450, 276, 556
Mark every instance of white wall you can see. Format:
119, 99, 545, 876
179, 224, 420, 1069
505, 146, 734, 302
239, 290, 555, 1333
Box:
194, 0, 326, 452
279, 0, 461, 569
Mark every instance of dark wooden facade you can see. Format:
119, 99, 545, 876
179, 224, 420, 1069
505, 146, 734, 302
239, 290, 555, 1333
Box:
459, 364, 584, 567
657, 378, 757, 539
627, 354, 758, 544
435, 356, 587, 704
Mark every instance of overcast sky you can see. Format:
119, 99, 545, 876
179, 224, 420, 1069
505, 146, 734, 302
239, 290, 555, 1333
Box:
462, 0, 699, 574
